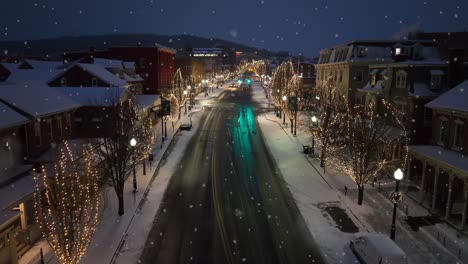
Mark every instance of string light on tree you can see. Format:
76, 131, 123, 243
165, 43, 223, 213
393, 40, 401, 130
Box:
33, 141, 100, 264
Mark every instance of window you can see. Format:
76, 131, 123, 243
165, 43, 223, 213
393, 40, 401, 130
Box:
430, 70, 444, 90
395, 47, 401, 55
353, 71, 363, 82
47, 119, 54, 141
453, 121, 464, 150
438, 117, 449, 146
34, 122, 41, 146
91, 78, 98, 87
339, 71, 343, 82
395, 70, 407, 88
60, 77, 67, 87
370, 74, 377, 86
65, 113, 71, 131
57, 116, 63, 138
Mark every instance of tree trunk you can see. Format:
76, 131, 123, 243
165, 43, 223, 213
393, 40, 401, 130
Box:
118, 189, 124, 216
357, 185, 364, 205
320, 141, 327, 168
290, 118, 293, 134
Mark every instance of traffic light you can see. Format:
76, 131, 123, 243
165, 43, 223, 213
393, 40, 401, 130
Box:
246, 79, 251, 84
161, 99, 171, 116
237, 79, 242, 84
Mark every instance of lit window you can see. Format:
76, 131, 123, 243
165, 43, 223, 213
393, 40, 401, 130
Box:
453, 121, 464, 150
395, 48, 401, 55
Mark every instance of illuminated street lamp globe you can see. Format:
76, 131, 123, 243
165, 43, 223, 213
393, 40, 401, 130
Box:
183, 90, 187, 95
282, 95, 287, 101
311, 115, 317, 123
130, 138, 137, 147
394, 168, 404, 181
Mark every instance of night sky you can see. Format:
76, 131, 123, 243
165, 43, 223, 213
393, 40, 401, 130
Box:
1, 0, 467, 57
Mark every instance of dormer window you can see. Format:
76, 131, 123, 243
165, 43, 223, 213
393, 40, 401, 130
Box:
91, 78, 98, 87
369, 69, 379, 86
430, 69, 444, 90
395, 70, 407, 88
395, 48, 402, 55
60, 77, 67, 87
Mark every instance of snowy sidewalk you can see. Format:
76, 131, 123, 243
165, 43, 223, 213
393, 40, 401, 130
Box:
251, 83, 464, 264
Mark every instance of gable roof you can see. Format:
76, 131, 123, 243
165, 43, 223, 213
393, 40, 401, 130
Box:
94, 58, 124, 69
425, 80, 468, 113
77, 63, 128, 87
59, 87, 129, 106
22, 59, 63, 70
0, 101, 29, 129
6, 68, 64, 83
0, 81, 80, 118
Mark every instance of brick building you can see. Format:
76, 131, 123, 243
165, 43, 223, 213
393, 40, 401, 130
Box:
106, 46, 176, 94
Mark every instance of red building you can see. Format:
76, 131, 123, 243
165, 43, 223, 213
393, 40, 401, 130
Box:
106, 46, 176, 94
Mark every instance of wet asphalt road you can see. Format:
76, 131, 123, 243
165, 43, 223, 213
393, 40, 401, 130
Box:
140, 86, 325, 264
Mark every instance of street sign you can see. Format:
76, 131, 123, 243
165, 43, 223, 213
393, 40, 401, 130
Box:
288, 96, 297, 111
161, 99, 171, 116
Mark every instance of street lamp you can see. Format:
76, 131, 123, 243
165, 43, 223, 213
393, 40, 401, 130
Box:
130, 138, 137, 193
282, 95, 287, 125
311, 116, 317, 155
390, 168, 404, 240
183, 90, 188, 114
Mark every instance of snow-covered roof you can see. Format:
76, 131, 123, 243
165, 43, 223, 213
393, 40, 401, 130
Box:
409, 145, 468, 175
0, 172, 35, 217
425, 80, 468, 112
123, 62, 135, 70
0, 81, 80, 118
1, 62, 18, 72
122, 73, 144, 82
94, 58, 124, 69
135, 95, 159, 109
408, 83, 440, 98
59, 87, 128, 106
23, 59, 63, 69
0, 101, 29, 129
6, 68, 63, 83
77, 63, 128, 87
358, 233, 407, 257
359, 80, 384, 94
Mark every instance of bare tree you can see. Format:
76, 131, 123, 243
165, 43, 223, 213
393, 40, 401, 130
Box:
269, 61, 295, 116
333, 99, 407, 205
34, 141, 100, 264
91, 98, 153, 215
310, 78, 343, 168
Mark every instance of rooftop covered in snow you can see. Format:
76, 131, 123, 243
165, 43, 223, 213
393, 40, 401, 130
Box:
0, 81, 80, 118
0, 101, 30, 129
425, 80, 468, 113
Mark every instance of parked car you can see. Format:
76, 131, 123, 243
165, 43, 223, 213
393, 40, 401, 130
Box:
350, 233, 408, 264
180, 116, 192, 131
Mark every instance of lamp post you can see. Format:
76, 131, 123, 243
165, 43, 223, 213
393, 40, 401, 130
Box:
130, 138, 137, 193
311, 115, 317, 155
282, 95, 287, 125
183, 90, 188, 114
390, 168, 404, 240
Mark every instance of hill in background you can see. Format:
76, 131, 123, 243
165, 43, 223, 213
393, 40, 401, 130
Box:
0, 34, 289, 59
